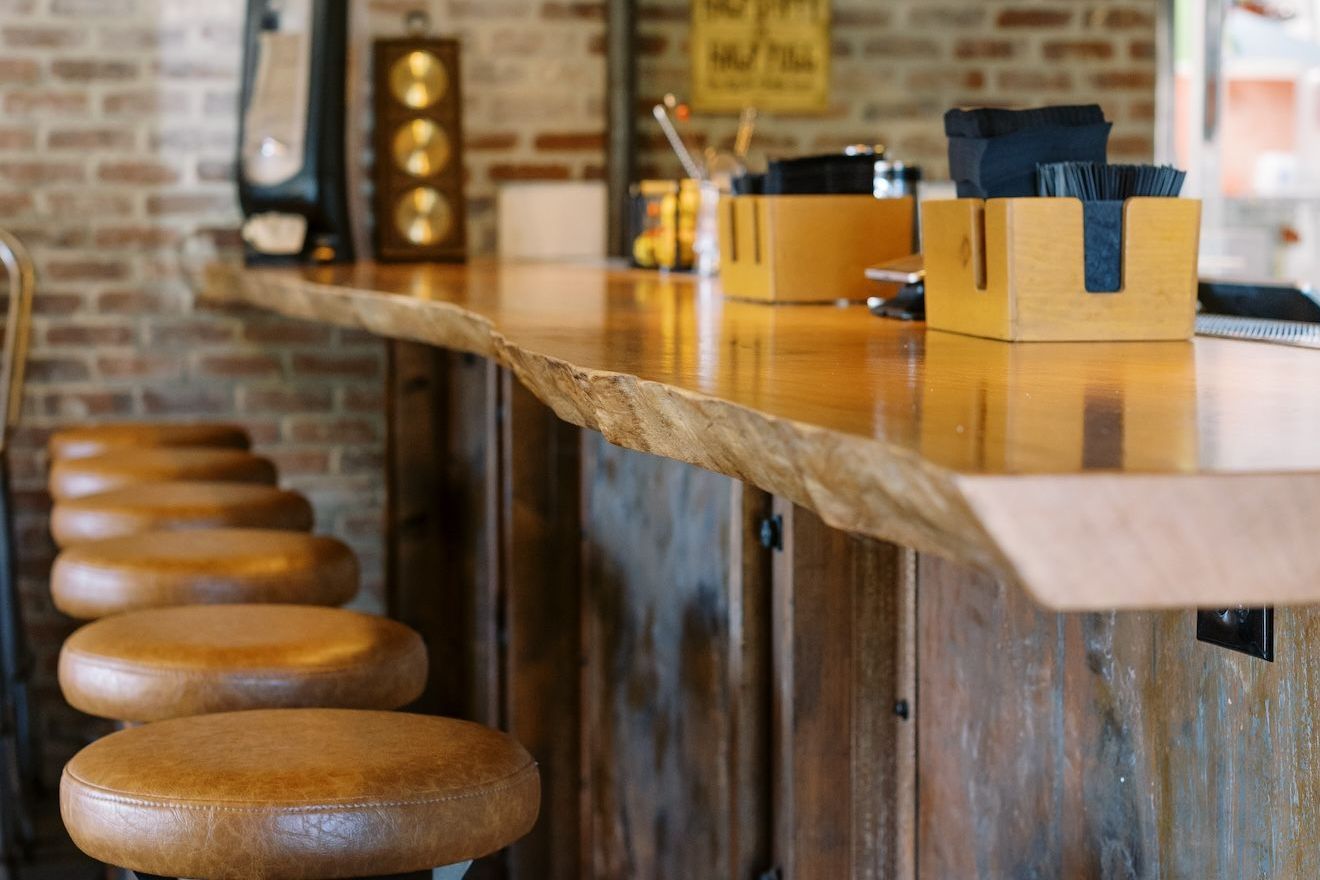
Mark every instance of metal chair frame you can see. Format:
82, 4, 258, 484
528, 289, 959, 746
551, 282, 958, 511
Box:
0, 230, 38, 874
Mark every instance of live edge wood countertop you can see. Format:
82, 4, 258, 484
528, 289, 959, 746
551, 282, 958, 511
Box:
203, 259, 1320, 611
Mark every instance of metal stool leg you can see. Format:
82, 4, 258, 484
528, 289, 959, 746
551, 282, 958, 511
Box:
0, 455, 34, 861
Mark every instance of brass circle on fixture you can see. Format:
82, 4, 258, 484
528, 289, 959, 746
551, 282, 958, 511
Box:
394, 186, 454, 246
389, 50, 448, 109
392, 119, 452, 177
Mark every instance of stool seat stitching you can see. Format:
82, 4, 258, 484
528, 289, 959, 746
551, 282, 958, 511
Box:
61, 647, 418, 679
62, 761, 538, 812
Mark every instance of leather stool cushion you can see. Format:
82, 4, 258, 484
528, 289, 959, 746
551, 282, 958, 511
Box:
49, 448, 278, 501
49, 422, 251, 462
51, 481, 313, 547
60, 709, 540, 879
52, 529, 359, 620
59, 605, 427, 722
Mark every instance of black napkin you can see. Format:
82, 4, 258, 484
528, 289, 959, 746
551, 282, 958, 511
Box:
945, 105, 1111, 199
1036, 161, 1187, 292
764, 154, 877, 195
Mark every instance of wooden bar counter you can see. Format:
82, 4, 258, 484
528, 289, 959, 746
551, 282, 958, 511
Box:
204, 260, 1320, 879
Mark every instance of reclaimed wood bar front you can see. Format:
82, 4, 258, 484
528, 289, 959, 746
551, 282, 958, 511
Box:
204, 260, 1320, 879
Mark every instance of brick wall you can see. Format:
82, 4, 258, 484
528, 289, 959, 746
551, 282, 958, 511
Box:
0, 0, 606, 772
637, 0, 1158, 179
0, 0, 1157, 774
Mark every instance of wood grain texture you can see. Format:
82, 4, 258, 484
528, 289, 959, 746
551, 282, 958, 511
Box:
580, 434, 753, 880
728, 482, 774, 880
204, 260, 1320, 609
923, 198, 1199, 341
718, 195, 914, 302
918, 553, 1320, 879
498, 372, 582, 880
772, 502, 915, 880
386, 343, 498, 719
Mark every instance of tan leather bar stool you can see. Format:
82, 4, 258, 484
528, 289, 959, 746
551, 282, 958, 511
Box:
61, 709, 540, 879
51, 481, 313, 548
48, 422, 250, 462
51, 529, 358, 620
58, 605, 426, 723
48, 447, 278, 501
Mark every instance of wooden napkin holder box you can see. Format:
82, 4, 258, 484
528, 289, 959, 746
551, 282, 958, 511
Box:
921, 197, 1201, 342
718, 195, 915, 303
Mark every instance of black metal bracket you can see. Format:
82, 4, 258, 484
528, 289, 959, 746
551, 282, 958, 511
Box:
1196, 606, 1274, 662
758, 515, 783, 552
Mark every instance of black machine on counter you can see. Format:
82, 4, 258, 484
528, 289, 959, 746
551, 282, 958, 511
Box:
238, 0, 353, 265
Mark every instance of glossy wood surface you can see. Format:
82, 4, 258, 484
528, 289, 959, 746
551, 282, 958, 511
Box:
204, 260, 1320, 609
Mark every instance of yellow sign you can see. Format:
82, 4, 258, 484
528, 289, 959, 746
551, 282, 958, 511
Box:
691, 0, 831, 114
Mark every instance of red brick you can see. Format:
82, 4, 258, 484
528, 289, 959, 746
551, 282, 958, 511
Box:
1104, 8, 1155, 29
150, 128, 235, 152
1092, 70, 1156, 90
996, 8, 1072, 28
44, 322, 136, 347
1130, 39, 1156, 60
342, 387, 384, 412
338, 448, 385, 474
39, 390, 134, 418
5, 225, 87, 248
50, 59, 139, 81
45, 260, 129, 282
0, 128, 36, 150
0, 193, 33, 215
198, 160, 234, 183
147, 319, 238, 346
955, 39, 1017, 60
541, 2, 604, 20
32, 292, 86, 315
51, 0, 136, 14
243, 320, 333, 346
835, 8, 893, 27
466, 132, 520, 151
95, 289, 166, 314
45, 191, 135, 216
47, 127, 137, 151
141, 386, 234, 415
3, 90, 89, 116
242, 386, 334, 414
534, 131, 607, 151
1128, 100, 1157, 122
146, 193, 234, 215
1043, 41, 1115, 61
907, 6, 986, 28
97, 161, 181, 185
862, 36, 942, 59
905, 69, 985, 91
96, 353, 184, 380
0, 59, 39, 83
263, 448, 333, 477
291, 352, 381, 379
102, 89, 190, 117
94, 226, 183, 249
194, 353, 282, 379
287, 417, 379, 444
333, 328, 381, 346
998, 69, 1074, 91
488, 162, 572, 181
3, 25, 86, 48
1109, 134, 1155, 157
0, 161, 84, 185
95, 25, 185, 51
27, 356, 90, 382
